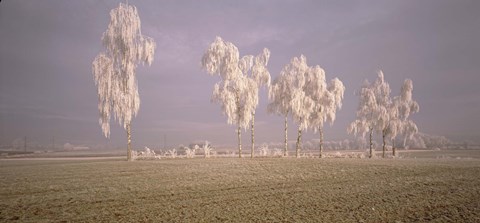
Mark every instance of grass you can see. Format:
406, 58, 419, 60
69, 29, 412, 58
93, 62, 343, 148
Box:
1, 152, 480, 222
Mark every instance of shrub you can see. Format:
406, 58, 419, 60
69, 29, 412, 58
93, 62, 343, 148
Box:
185, 146, 197, 158
165, 148, 177, 158
259, 144, 270, 157
133, 147, 161, 160
203, 141, 213, 158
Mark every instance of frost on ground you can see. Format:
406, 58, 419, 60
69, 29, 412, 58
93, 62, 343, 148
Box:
1, 156, 479, 222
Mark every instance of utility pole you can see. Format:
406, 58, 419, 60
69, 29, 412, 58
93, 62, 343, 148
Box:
24, 136, 27, 152
52, 136, 55, 150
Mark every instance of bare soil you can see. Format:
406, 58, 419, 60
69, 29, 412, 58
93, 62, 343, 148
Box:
1, 152, 479, 222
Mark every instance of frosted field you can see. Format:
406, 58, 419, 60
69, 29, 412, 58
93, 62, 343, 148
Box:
1, 150, 480, 222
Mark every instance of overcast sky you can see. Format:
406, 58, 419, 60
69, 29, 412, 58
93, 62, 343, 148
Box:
1, 0, 479, 149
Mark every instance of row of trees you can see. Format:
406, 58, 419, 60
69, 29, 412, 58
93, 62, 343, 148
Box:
348, 71, 419, 158
201, 37, 345, 158
201, 38, 420, 159
91, 3, 418, 160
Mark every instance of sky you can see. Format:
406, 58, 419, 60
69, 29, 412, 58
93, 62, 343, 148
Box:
1, 0, 479, 149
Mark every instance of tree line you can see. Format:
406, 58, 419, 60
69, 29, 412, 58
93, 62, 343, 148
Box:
92, 3, 418, 160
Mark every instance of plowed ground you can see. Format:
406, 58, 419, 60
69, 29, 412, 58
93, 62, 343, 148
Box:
1, 156, 479, 222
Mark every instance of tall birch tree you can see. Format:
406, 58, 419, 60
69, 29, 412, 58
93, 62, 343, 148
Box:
201, 37, 268, 158
384, 99, 402, 157
373, 71, 392, 158
92, 2, 155, 161
383, 79, 420, 156
306, 66, 345, 158
268, 66, 295, 157
248, 49, 271, 158
396, 79, 419, 153
288, 55, 313, 158
348, 74, 379, 158
348, 71, 395, 158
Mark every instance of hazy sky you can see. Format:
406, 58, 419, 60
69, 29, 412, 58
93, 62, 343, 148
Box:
1, 0, 479, 149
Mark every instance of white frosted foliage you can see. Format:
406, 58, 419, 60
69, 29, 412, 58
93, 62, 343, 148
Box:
202, 37, 258, 128
268, 56, 298, 156
395, 79, 420, 145
348, 71, 392, 157
269, 55, 344, 157
349, 70, 420, 157
348, 71, 390, 137
325, 78, 346, 124
307, 66, 345, 132
384, 78, 420, 150
268, 69, 294, 117
92, 2, 156, 138
285, 55, 311, 130
201, 37, 271, 157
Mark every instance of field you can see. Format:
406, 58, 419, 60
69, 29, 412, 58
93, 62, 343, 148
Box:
1, 150, 480, 222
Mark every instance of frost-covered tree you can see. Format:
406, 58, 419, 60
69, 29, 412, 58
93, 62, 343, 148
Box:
268, 64, 296, 156
201, 37, 267, 158
382, 78, 420, 156
133, 147, 160, 160
348, 80, 375, 158
185, 146, 197, 158
284, 55, 312, 158
258, 144, 270, 157
350, 71, 416, 158
373, 71, 392, 158
92, 2, 155, 161
348, 71, 388, 158
408, 132, 448, 149
395, 79, 420, 152
272, 55, 344, 158
165, 148, 177, 158
306, 65, 345, 158
248, 49, 271, 158
384, 100, 402, 156
202, 141, 213, 158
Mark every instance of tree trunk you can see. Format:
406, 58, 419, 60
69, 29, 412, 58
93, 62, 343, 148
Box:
369, 128, 373, 158
127, 123, 132, 161
392, 139, 396, 157
296, 127, 302, 158
251, 112, 255, 158
319, 127, 324, 158
284, 114, 288, 157
236, 91, 242, 158
238, 125, 242, 158
382, 130, 386, 158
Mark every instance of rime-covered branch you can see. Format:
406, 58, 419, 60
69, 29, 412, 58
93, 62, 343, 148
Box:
92, 2, 156, 161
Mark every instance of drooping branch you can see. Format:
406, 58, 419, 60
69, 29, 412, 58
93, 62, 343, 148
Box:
92, 3, 156, 161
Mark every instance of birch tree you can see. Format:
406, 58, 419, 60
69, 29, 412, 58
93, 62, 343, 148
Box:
92, 2, 155, 161
268, 66, 295, 156
248, 49, 271, 158
288, 55, 313, 158
383, 79, 420, 156
348, 76, 380, 158
349, 71, 397, 158
373, 71, 392, 158
384, 99, 402, 157
396, 79, 420, 152
306, 66, 345, 158
201, 37, 268, 158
